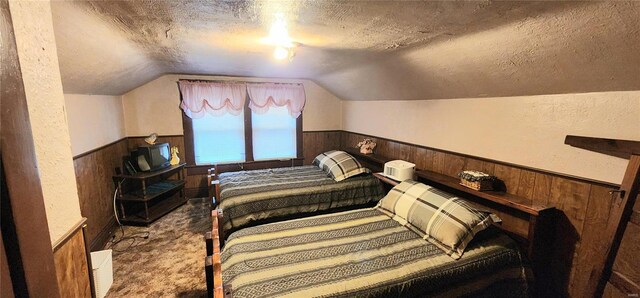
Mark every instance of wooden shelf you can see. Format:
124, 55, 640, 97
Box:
117, 180, 185, 202
344, 147, 393, 172
344, 147, 392, 165
118, 193, 188, 226
360, 149, 555, 215
114, 163, 186, 226
372, 172, 401, 186
114, 163, 186, 179
414, 169, 554, 216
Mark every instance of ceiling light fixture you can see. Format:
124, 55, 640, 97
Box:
273, 46, 290, 60
266, 13, 297, 62
267, 13, 293, 47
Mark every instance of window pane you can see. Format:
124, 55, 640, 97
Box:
252, 106, 296, 160
192, 112, 245, 164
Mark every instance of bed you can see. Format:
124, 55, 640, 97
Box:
206, 179, 555, 298
211, 151, 385, 233
219, 208, 531, 298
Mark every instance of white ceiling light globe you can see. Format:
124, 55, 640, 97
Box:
273, 46, 289, 60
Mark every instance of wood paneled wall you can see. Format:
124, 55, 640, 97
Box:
52, 220, 92, 298
342, 131, 620, 297
73, 138, 128, 251
302, 131, 342, 165
604, 196, 640, 297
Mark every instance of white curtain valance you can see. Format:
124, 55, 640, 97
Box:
247, 83, 306, 118
178, 81, 247, 119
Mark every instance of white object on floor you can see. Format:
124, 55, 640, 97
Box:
91, 249, 113, 298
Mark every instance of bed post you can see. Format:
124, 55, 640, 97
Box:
217, 209, 225, 247
207, 209, 226, 298
214, 165, 222, 206
208, 167, 220, 208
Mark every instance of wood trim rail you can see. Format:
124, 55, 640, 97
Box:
52, 218, 88, 252
72, 137, 128, 160
565, 135, 640, 159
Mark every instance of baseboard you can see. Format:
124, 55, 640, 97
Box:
90, 217, 118, 252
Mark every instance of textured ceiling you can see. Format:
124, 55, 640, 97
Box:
51, 1, 640, 99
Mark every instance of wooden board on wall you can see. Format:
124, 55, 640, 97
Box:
53, 228, 91, 298
73, 139, 128, 251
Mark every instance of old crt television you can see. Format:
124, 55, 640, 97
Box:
135, 143, 170, 172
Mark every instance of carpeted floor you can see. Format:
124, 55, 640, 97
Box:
105, 198, 210, 298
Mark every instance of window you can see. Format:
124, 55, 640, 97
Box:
252, 106, 297, 160
192, 112, 245, 164
179, 80, 304, 165
187, 107, 301, 165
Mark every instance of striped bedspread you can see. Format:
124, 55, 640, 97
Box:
218, 166, 384, 232
222, 208, 531, 298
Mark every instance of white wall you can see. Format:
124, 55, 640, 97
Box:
9, 0, 82, 244
343, 91, 640, 184
122, 74, 343, 136
64, 94, 125, 156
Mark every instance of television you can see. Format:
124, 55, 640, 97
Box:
135, 143, 170, 172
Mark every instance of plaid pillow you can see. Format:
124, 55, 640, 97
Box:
376, 180, 500, 259
313, 150, 369, 182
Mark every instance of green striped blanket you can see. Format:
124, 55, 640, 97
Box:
222, 208, 531, 298
218, 166, 384, 232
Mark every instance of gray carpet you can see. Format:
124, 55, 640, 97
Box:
105, 198, 210, 298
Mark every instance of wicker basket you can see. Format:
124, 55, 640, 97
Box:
460, 178, 494, 191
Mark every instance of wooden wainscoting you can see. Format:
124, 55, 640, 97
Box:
73, 138, 129, 251
302, 130, 342, 165
53, 218, 93, 298
341, 130, 620, 297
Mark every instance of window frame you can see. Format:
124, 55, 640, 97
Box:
182, 92, 303, 166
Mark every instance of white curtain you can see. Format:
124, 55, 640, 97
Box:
247, 83, 306, 118
178, 81, 247, 118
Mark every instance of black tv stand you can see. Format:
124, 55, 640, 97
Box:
113, 163, 186, 225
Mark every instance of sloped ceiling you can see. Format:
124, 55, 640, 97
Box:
51, 1, 640, 100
